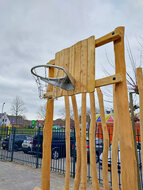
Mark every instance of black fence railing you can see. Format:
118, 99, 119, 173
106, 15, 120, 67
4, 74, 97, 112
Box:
0, 126, 142, 187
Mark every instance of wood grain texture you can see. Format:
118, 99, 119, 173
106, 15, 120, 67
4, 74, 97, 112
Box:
71, 95, 81, 190
111, 85, 119, 190
41, 99, 54, 190
114, 26, 138, 190
80, 39, 88, 92
97, 88, 109, 190
41, 67, 54, 190
95, 30, 121, 48
68, 46, 75, 96
95, 74, 123, 88
89, 92, 100, 190
81, 93, 87, 190
64, 96, 71, 190
136, 68, 143, 176
88, 36, 95, 92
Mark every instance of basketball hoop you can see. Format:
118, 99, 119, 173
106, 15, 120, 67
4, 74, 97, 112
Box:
31, 64, 75, 99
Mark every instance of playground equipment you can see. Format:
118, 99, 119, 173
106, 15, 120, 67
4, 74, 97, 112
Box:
31, 27, 138, 190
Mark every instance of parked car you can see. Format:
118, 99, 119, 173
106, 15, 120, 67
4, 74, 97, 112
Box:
32, 131, 75, 159
1, 135, 9, 150
99, 143, 141, 172
22, 136, 33, 153
1, 134, 30, 151
74, 138, 103, 163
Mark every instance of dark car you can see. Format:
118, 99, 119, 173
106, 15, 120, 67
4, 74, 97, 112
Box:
1, 134, 30, 151
74, 138, 103, 163
1, 135, 9, 150
32, 131, 75, 159
87, 138, 103, 163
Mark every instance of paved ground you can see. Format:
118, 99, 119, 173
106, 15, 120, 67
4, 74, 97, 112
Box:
0, 160, 104, 190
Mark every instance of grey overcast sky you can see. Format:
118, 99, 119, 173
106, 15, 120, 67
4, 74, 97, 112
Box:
0, 0, 143, 120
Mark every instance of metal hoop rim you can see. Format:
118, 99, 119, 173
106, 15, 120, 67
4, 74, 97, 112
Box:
31, 64, 68, 80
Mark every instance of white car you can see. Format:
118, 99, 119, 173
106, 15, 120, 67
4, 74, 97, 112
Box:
99, 143, 141, 172
22, 136, 33, 154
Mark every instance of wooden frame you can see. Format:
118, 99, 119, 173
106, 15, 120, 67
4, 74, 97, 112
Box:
34, 26, 138, 190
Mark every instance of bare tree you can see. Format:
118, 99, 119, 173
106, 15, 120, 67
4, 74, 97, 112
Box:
37, 103, 47, 120
11, 96, 26, 126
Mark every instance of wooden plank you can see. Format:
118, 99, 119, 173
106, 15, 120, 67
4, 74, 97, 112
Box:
89, 92, 100, 190
111, 85, 119, 190
74, 41, 81, 94
114, 26, 138, 190
95, 74, 123, 88
136, 68, 143, 176
80, 93, 87, 190
41, 67, 54, 190
95, 30, 121, 48
88, 36, 95, 92
68, 46, 75, 96
97, 88, 109, 190
80, 39, 88, 92
63, 48, 70, 96
71, 95, 81, 190
64, 96, 71, 190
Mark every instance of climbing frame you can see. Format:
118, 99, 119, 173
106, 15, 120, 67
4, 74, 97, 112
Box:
33, 26, 138, 190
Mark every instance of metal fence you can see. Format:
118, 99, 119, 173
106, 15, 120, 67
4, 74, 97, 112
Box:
0, 126, 142, 186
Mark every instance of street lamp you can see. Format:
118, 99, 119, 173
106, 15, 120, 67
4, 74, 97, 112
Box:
2, 102, 5, 126
2, 102, 5, 114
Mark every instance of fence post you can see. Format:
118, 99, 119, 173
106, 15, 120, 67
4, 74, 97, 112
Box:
72, 128, 76, 178
11, 127, 16, 162
36, 127, 40, 168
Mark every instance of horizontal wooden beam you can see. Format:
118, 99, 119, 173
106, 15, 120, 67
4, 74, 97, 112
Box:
95, 73, 123, 88
46, 59, 55, 65
95, 28, 121, 48
43, 74, 123, 98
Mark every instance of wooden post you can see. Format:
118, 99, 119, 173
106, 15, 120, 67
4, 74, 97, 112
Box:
97, 88, 109, 190
41, 67, 54, 190
136, 68, 143, 176
80, 93, 87, 190
111, 85, 119, 190
64, 96, 71, 190
89, 92, 100, 190
71, 95, 81, 190
114, 26, 138, 190
129, 92, 142, 190
41, 99, 54, 190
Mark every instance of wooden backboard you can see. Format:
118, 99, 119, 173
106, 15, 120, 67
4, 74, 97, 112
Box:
44, 36, 95, 98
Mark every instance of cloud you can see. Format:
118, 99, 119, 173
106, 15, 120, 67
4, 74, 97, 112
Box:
0, 0, 143, 120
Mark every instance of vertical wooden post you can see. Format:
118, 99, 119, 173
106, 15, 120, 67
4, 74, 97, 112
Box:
64, 96, 71, 190
41, 99, 54, 190
89, 92, 100, 190
81, 93, 87, 190
71, 95, 81, 190
114, 26, 138, 190
97, 88, 109, 190
41, 67, 54, 190
111, 85, 119, 190
129, 92, 142, 190
136, 68, 143, 176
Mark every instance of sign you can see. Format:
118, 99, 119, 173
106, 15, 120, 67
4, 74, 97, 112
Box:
32, 120, 36, 127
